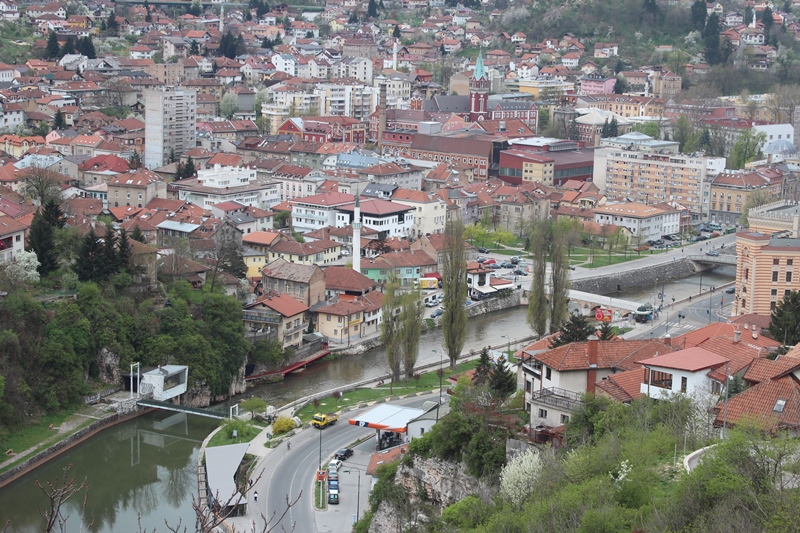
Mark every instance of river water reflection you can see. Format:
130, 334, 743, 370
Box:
0, 412, 218, 533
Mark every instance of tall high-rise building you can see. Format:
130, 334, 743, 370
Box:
144, 87, 197, 169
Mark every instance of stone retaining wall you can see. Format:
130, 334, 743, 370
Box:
572, 258, 703, 295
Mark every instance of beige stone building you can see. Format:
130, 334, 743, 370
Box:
734, 231, 800, 317
107, 169, 166, 208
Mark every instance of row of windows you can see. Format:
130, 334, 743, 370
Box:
772, 271, 794, 282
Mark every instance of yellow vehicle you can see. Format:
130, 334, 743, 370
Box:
312, 412, 339, 429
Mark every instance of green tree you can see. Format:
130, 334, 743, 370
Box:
488, 355, 516, 398
220, 92, 239, 119
27, 211, 58, 275
632, 121, 660, 138
441, 218, 468, 370
240, 396, 267, 419
46, 31, 60, 60
673, 115, 696, 153
473, 347, 492, 385
703, 13, 723, 65
117, 229, 132, 274
183, 156, 196, 179
42, 200, 65, 229
393, 24, 400, 38
691, 0, 707, 31
399, 289, 422, 379
106, 10, 119, 34
367, 0, 378, 18
73, 229, 103, 282
381, 275, 402, 385
738, 188, 777, 226
564, 392, 611, 445
729, 129, 767, 169
127, 150, 142, 170
597, 320, 615, 341
53, 108, 66, 130
169, 147, 178, 164
130, 224, 147, 243
761, 6, 774, 35
189, 39, 200, 56
549, 312, 594, 348
60, 36, 76, 57
527, 219, 550, 336
608, 117, 619, 137
549, 221, 570, 332
770, 290, 800, 346
273, 210, 290, 229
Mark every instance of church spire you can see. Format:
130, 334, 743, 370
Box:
473, 50, 487, 81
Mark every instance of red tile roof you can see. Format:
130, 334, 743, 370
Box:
743, 357, 800, 385
323, 266, 376, 293
713, 376, 800, 430
672, 322, 780, 350
249, 292, 308, 317
635, 347, 728, 372
535, 340, 673, 372
595, 368, 646, 403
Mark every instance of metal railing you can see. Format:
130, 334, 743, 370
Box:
530, 387, 583, 412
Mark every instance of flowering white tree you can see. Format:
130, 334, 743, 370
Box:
499, 448, 543, 509
5, 250, 41, 286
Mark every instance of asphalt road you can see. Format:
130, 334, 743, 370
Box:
631, 287, 736, 339
263, 392, 439, 533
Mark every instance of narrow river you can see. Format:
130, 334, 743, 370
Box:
0, 267, 735, 530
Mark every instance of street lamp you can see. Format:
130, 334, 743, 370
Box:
433, 349, 442, 421
344, 467, 362, 524
500, 335, 511, 360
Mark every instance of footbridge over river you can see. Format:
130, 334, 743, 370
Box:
568, 289, 642, 320
686, 254, 737, 266
136, 399, 228, 419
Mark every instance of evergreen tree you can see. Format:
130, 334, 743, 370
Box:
608, 117, 619, 137
46, 31, 60, 60
107, 10, 119, 33
146, 10, 152, 22
690, 0, 707, 31
703, 13, 722, 65
117, 229, 132, 273
100, 19, 107, 31
41, 200, 65, 229
77, 36, 97, 59
53, 108, 66, 130
131, 224, 147, 243
601, 118, 610, 138
549, 312, 595, 348
74, 229, 103, 282
169, 147, 177, 163
189, 39, 200, 56
473, 347, 492, 385
100, 225, 119, 279
61, 36, 76, 57
770, 290, 800, 346
234, 34, 246, 57
183, 156, 196, 178
568, 118, 579, 141
261, 36, 273, 49
367, 0, 378, 18
393, 24, 401, 39
699, 127, 711, 151
27, 211, 58, 275
597, 321, 616, 341
762, 6, 774, 35
488, 355, 516, 397
175, 161, 185, 180
245, 10, 252, 21
127, 150, 143, 170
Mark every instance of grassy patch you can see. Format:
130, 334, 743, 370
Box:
207, 421, 264, 448
314, 479, 327, 510
295, 360, 479, 423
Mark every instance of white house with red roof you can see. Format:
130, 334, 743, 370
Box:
243, 292, 309, 349
290, 191, 355, 234
0, 216, 27, 263
335, 198, 415, 239
636, 346, 729, 399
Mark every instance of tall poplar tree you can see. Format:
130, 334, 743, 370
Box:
441, 218, 468, 370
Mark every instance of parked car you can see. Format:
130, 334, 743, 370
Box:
512, 269, 526, 276
706, 250, 720, 257
328, 459, 342, 471
477, 247, 489, 253
341, 249, 350, 256
500, 261, 514, 268
334, 447, 353, 460
328, 480, 339, 491
662, 235, 674, 241
488, 263, 502, 269
425, 299, 438, 307
510, 256, 520, 264
634, 245, 649, 252
477, 257, 487, 263
328, 489, 339, 505
483, 258, 497, 265
725, 286, 736, 293
327, 469, 339, 481
431, 308, 443, 318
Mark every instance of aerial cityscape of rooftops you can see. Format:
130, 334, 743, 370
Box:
2, 0, 800, 529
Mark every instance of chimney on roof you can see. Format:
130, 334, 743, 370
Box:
753, 330, 758, 339
734, 329, 741, 343
663, 334, 671, 346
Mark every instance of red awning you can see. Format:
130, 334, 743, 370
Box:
428, 272, 442, 280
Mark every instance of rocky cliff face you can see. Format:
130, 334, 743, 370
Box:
183, 364, 247, 407
396, 456, 496, 507
367, 456, 496, 533
96, 347, 121, 384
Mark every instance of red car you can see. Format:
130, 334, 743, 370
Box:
483, 258, 496, 265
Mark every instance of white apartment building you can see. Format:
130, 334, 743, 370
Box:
390, 188, 447, 238
173, 165, 280, 209
335, 198, 415, 239
374, 75, 412, 110
593, 202, 680, 241
316, 82, 378, 122
331, 57, 373, 84
144, 87, 197, 169
594, 134, 726, 220
291, 191, 356, 234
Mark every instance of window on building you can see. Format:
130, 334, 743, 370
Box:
789, 259, 794, 266
681, 377, 687, 393
771, 301, 777, 310
773, 271, 779, 282
774, 258, 780, 265
538, 408, 548, 419
787, 272, 793, 283
560, 414, 570, 424
772, 289, 778, 296
545, 367, 552, 380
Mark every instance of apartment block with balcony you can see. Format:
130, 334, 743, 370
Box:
0, 217, 26, 263
594, 143, 725, 220
734, 231, 800, 317
144, 87, 197, 169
